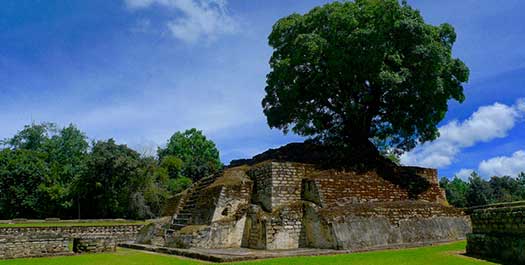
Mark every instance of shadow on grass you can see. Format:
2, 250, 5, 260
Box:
460, 253, 506, 265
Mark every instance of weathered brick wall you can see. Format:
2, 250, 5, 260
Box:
0, 225, 143, 259
467, 202, 525, 264
269, 162, 308, 210
248, 162, 273, 211
469, 203, 525, 234
303, 201, 470, 250
245, 162, 307, 249
243, 162, 453, 250
164, 160, 463, 251
162, 191, 191, 217
243, 204, 303, 250
305, 168, 446, 207
0, 233, 69, 259
211, 180, 252, 223
73, 237, 116, 253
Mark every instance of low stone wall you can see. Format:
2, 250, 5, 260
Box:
0, 233, 70, 259
73, 237, 116, 253
466, 202, 525, 264
0, 224, 143, 259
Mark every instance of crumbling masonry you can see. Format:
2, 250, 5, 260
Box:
161, 156, 471, 251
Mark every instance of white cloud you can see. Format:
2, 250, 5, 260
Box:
518, 98, 525, 114
125, 0, 157, 8
125, 0, 239, 43
479, 150, 525, 177
455, 168, 475, 181
401, 99, 525, 168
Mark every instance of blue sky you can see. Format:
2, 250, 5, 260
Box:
0, 0, 524, 178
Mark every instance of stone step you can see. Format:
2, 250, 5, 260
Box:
182, 203, 196, 209
172, 221, 188, 227
173, 217, 190, 223
184, 198, 198, 203
171, 223, 186, 230
177, 212, 191, 218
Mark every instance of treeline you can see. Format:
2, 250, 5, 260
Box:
0, 123, 221, 220
440, 172, 525, 208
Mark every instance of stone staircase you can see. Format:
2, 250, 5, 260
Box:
167, 174, 218, 232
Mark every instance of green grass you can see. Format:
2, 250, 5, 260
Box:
0, 241, 498, 265
0, 221, 147, 228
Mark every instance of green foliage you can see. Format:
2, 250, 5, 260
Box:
441, 171, 525, 208
160, 155, 184, 179
168, 176, 192, 194
489, 175, 522, 202
1, 122, 57, 151
263, 0, 469, 152
75, 139, 144, 218
158, 128, 222, 181
439, 177, 468, 208
0, 123, 90, 217
465, 172, 493, 207
0, 149, 49, 219
0, 122, 216, 219
42, 124, 89, 216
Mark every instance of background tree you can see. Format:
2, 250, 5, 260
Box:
465, 172, 493, 207
489, 175, 522, 202
0, 149, 49, 219
262, 0, 469, 156
158, 155, 192, 193
41, 124, 89, 217
158, 128, 222, 181
74, 139, 144, 218
439, 177, 468, 208
1, 122, 56, 151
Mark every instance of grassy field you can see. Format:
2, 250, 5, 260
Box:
0, 241, 498, 265
0, 221, 147, 228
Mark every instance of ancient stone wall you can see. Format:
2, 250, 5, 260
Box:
269, 162, 308, 210
73, 237, 116, 253
303, 201, 470, 250
167, 167, 253, 249
245, 162, 307, 249
162, 191, 190, 217
165, 160, 469, 251
249, 162, 273, 211
0, 225, 143, 259
467, 202, 525, 264
304, 168, 446, 208
0, 233, 69, 259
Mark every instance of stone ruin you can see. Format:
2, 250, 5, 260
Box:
153, 143, 471, 252
467, 201, 525, 264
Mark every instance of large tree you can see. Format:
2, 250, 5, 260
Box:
465, 172, 492, 207
0, 149, 49, 219
262, 0, 469, 154
75, 139, 143, 218
158, 128, 221, 181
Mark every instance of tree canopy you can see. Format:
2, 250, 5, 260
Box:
158, 128, 222, 181
0, 123, 225, 219
440, 172, 525, 208
263, 0, 469, 154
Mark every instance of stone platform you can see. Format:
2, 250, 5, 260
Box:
121, 241, 458, 263
466, 201, 525, 264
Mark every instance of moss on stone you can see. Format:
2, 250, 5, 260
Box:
178, 225, 208, 235
207, 166, 252, 189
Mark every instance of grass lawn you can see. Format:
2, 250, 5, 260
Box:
0, 221, 147, 228
0, 241, 498, 265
